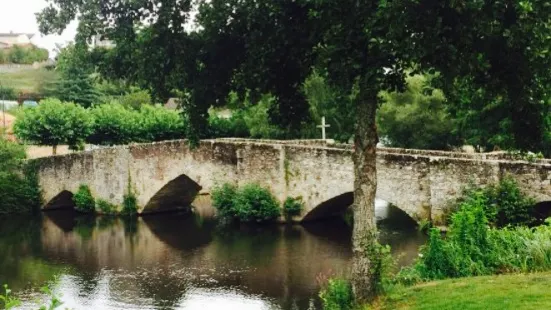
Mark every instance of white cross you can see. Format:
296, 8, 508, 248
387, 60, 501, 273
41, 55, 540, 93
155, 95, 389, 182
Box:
317, 116, 330, 140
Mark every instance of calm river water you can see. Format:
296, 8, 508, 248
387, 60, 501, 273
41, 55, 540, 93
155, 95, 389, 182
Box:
0, 200, 426, 310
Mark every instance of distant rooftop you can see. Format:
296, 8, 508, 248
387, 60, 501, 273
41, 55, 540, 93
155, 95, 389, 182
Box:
0, 33, 35, 39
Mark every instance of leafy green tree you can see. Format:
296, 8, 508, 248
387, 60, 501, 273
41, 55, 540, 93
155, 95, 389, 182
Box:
51, 44, 100, 107
377, 74, 460, 150
302, 70, 355, 142
35, 0, 551, 300
383, 0, 551, 156
241, 94, 284, 139
13, 98, 92, 154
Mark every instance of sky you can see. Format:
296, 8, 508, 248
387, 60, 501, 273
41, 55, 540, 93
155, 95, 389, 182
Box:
0, 0, 77, 53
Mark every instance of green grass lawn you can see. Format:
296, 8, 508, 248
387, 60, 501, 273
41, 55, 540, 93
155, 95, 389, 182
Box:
0, 68, 59, 93
377, 272, 551, 310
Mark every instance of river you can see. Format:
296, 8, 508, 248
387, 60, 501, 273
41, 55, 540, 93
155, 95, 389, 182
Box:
0, 200, 426, 310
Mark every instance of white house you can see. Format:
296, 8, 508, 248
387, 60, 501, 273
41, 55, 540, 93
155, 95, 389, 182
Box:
0, 33, 34, 49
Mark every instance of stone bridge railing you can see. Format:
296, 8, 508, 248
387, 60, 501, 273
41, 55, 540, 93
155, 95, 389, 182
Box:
34, 139, 551, 224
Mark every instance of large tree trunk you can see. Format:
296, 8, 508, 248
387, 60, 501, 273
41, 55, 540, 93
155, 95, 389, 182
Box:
52, 144, 58, 155
351, 91, 379, 302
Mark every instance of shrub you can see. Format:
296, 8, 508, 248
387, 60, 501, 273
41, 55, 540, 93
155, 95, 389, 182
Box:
0, 172, 39, 215
0, 85, 17, 101
283, 196, 303, 218
122, 192, 138, 215
319, 278, 354, 310
0, 139, 40, 215
88, 101, 138, 145
73, 185, 95, 213
242, 95, 285, 139
363, 237, 395, 294
136, 105, 186, 142
96, 199, 117, 215
212, 183, 238, 218
120, 90, 151, 110
212, 183, 280, 223
208, 111, 250, 138
232, 184, 280, 222
482, 176, 537, 227
0, 138, 26, 172
413, 200, 551, 281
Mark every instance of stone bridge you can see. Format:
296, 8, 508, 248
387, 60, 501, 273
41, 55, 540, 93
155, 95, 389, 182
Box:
35, 139, 551, 224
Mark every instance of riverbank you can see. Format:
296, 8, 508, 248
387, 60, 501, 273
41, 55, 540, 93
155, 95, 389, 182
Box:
374, 272, 551, 310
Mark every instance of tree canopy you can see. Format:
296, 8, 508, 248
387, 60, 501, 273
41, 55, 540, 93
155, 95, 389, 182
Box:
381, 0, 551, 155
14, 98, 92, 154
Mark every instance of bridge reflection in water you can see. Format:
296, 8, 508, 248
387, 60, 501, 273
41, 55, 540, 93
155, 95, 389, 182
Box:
3, 200, 425, 310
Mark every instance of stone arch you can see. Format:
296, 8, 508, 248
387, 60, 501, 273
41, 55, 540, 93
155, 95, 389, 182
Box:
142, 174, 202, 214
533, 201, 551, 223
43, 190, 75, 210
301, 192, 353, 222
301, 192, 422, 223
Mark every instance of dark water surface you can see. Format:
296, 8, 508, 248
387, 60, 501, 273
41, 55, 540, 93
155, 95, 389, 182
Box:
0, 202, 426, 310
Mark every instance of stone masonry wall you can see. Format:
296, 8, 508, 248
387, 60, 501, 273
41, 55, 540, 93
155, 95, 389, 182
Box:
35, 139, 551, 224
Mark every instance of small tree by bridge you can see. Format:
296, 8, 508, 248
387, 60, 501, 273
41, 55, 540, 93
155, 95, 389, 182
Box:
14, 98, 92, 154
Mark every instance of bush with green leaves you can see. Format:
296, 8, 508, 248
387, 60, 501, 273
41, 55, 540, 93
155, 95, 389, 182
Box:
482, 177, 537, 227
232, 184, 280, 222
13, 98, 93, 154
455, 177, 537, 228
0, 45, 49, 64
208, 112, 250, 138
136, 105, 186, 142
319, 278, 354, 310
88, 102, 138, 145
402, 200, 551, 283
0, 138, 41, 215
283, 196, 303, 218
122, 192, 138, 215
212, 183, 239, 218
212, 183, 280, 223
0, 85, 17, 101
120, 90, 152, 110
96, 199, 117, 215
73, 184, 95, 213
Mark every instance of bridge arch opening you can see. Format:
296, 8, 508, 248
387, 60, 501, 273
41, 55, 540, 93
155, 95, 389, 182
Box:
44, 190, 75, 210
302, 193, 419, 225
533, 201, 551, 223
301, 192, 353, 222
142, 174, 202, 214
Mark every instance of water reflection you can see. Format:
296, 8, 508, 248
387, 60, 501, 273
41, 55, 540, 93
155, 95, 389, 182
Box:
0, 200, 426, 310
